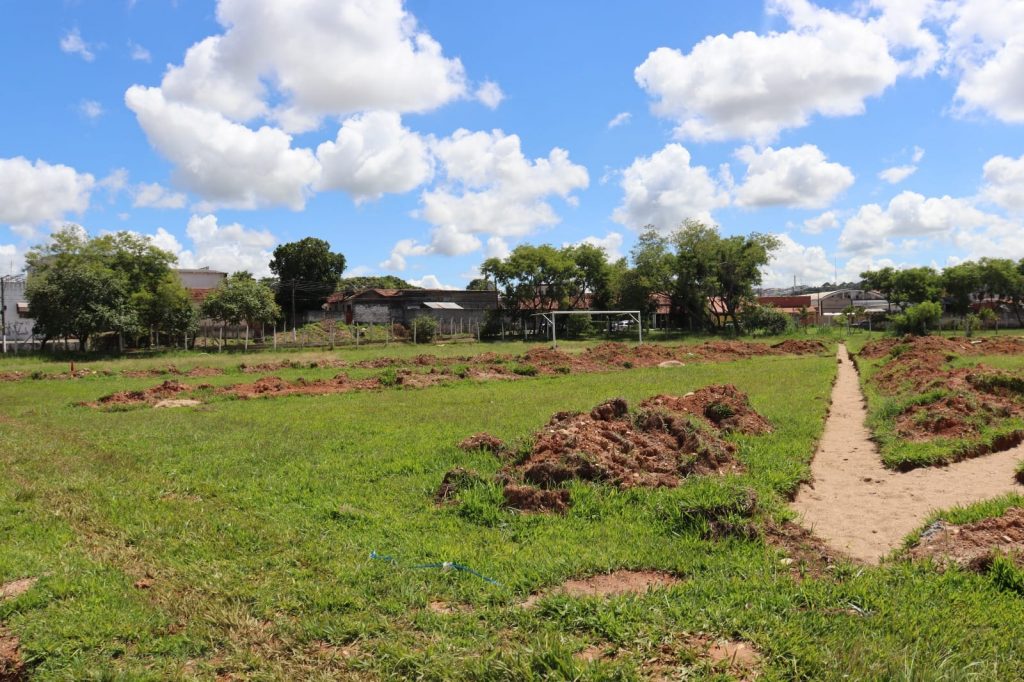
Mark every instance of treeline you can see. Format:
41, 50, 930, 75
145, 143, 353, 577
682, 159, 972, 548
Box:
860, 258, 1024, 335
481, 220, 782, 334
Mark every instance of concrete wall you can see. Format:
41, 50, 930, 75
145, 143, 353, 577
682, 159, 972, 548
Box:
176, 269, 227, 290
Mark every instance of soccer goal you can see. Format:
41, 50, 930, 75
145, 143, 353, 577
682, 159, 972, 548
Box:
532, 310, 643, 348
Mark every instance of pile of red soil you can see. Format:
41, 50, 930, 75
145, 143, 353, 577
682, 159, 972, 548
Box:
0, 626, 23, 681
94, 380, 192, 407
122, 366, 224, 378
458, 433, 507, 454
509, 387, 761, 496
860, 335, 1024, 360
862, 335, 1024, 446
907, 507, 1024, 570
240, 358, 350, 373
771, 339, 828, 354
226, 374, 381, 399
639, 385, 772, 435
503, 484, 571, 513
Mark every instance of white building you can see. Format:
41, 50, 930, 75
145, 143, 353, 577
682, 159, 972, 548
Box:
1, 275, 34, 352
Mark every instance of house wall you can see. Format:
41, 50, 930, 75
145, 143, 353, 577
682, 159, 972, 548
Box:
1, 277, 36, 349
175, 269, 227, 290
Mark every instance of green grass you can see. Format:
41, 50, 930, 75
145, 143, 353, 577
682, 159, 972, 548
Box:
5, 347, 1024, 679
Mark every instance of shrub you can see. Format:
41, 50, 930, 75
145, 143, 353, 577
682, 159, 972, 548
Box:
891, 301, 942, 336
411, 316, 438, 344
564, 314, 593, 339
510, 363, 538, 376
741, 303, 793, 336
379, 367, 400, 387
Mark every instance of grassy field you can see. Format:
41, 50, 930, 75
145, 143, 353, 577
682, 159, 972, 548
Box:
5, 339, 1024, 679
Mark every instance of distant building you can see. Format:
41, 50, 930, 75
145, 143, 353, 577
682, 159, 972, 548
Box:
808, 289, 890, 319
174, 268, 227, 306
325, 288, 498, 326
0, 275, 34, 351
757, 295, 817, 323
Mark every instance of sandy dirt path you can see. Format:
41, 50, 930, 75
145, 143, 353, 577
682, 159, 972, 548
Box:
792, 343, 1024, 563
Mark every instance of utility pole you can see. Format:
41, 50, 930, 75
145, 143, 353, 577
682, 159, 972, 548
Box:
291, 279, 297, 342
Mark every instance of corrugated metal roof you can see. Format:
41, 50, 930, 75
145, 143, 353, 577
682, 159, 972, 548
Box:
423, 302, 464, 309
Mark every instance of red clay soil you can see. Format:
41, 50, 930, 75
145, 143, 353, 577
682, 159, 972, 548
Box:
508, 387, 762, 493
762, 522, 851, 579
860, 334, 1024, 360
894, 393, 1010, 442
122, 366, 225, 378
771, 339, 828, 354
502, 484, 571, 513
92, 380, 193, 407
906, 507, 1024, 570
0, 627, 23, 682
225, 374, 383, 399
639, 385, 773, 435
458, 433, 507, 454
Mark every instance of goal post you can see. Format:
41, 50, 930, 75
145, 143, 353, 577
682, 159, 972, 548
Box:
532, 310, 643, 349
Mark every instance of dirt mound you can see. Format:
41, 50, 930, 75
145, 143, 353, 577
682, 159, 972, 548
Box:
458, 433, 507, 454
640, 385, 772, 435
95, 380, 191, 407
907, 507, 1024, 570
861, 334, 1024, 360
771, 339, 828, 354
763, 522, 850, 579
435, 468, 484, 504
894, 393, 1004, 441
0, 627, 23, 681
506, 389, 757, 497
503, 484, 571, 513
523, 569, 680, 607
226, 374, 381, 399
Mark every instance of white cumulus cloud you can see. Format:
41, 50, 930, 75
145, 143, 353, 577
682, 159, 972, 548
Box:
475, 81, 505, 109
982, 153, 1024, 212
169, 214, 278, 276
733, 144, 854, 208
125, 85, 321, 210
879, 165, 918, 184
315, 111, 434, 202
133, 182, 187, 209
760, 233, 835, 288
157, 0, 470, 132
0, 157, 95, 227
803, 210, 840, 234
634, 0, 936, 142
607, 112, 632, 129
612, 143, 729, 230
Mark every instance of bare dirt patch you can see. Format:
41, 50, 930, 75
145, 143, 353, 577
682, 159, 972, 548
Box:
153, 399, 203, 409
576, 633, 762, 681
435, 468, 484, 504
502, 484, 571, 513
225, 375, 382, 399
906, 507, 1024, 570
0, 578, 36, 601
0, 627, 24, 681
522, 569, 680, 607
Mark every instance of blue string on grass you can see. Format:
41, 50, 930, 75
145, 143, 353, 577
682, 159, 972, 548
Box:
369, 551, 500, 586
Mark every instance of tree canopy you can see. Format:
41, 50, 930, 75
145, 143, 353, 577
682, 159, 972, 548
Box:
269, 237, 346, 323
25, 226, 193, 350
201, 272, 281, 328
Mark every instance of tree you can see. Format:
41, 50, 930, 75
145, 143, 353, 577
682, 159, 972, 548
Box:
564, 243, 612, 309
336, 275, 416, 291
620, 229, 675, 322
976, 258, 1024, 326
941, 262, 982, 319
132, 272, 198, 347
25, 225, 177, 351
201, 273, 281, 348
26, 257, 134, 351
481, 244, 576, 330
269, 238, 346, 327
892, 301, 942, 336
860, 267, 897, 311
466, 278, 495, 291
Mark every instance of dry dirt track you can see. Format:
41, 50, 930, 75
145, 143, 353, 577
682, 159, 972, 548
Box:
793, 343, 1024, 563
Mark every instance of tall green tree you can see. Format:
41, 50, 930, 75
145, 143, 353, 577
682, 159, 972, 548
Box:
481, 244, 577, 327
201, 272, 281, 330
941, 261, 982, 319
269, 238, 347, 326
977, 258, 1024, 325
132, 272, 198, 347
25, 226, 177, 351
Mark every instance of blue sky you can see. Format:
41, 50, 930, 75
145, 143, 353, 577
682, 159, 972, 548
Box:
1, 0, 1022, 289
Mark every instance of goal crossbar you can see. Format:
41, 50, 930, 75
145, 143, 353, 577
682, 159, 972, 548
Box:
531, 310, 642, 348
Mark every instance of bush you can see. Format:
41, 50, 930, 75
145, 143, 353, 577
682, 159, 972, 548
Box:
564, 315, 593, 339
510, 363, 538, 376
891, 301, 942, 336
411, 316, 438, 344
740, 303, 793, 336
